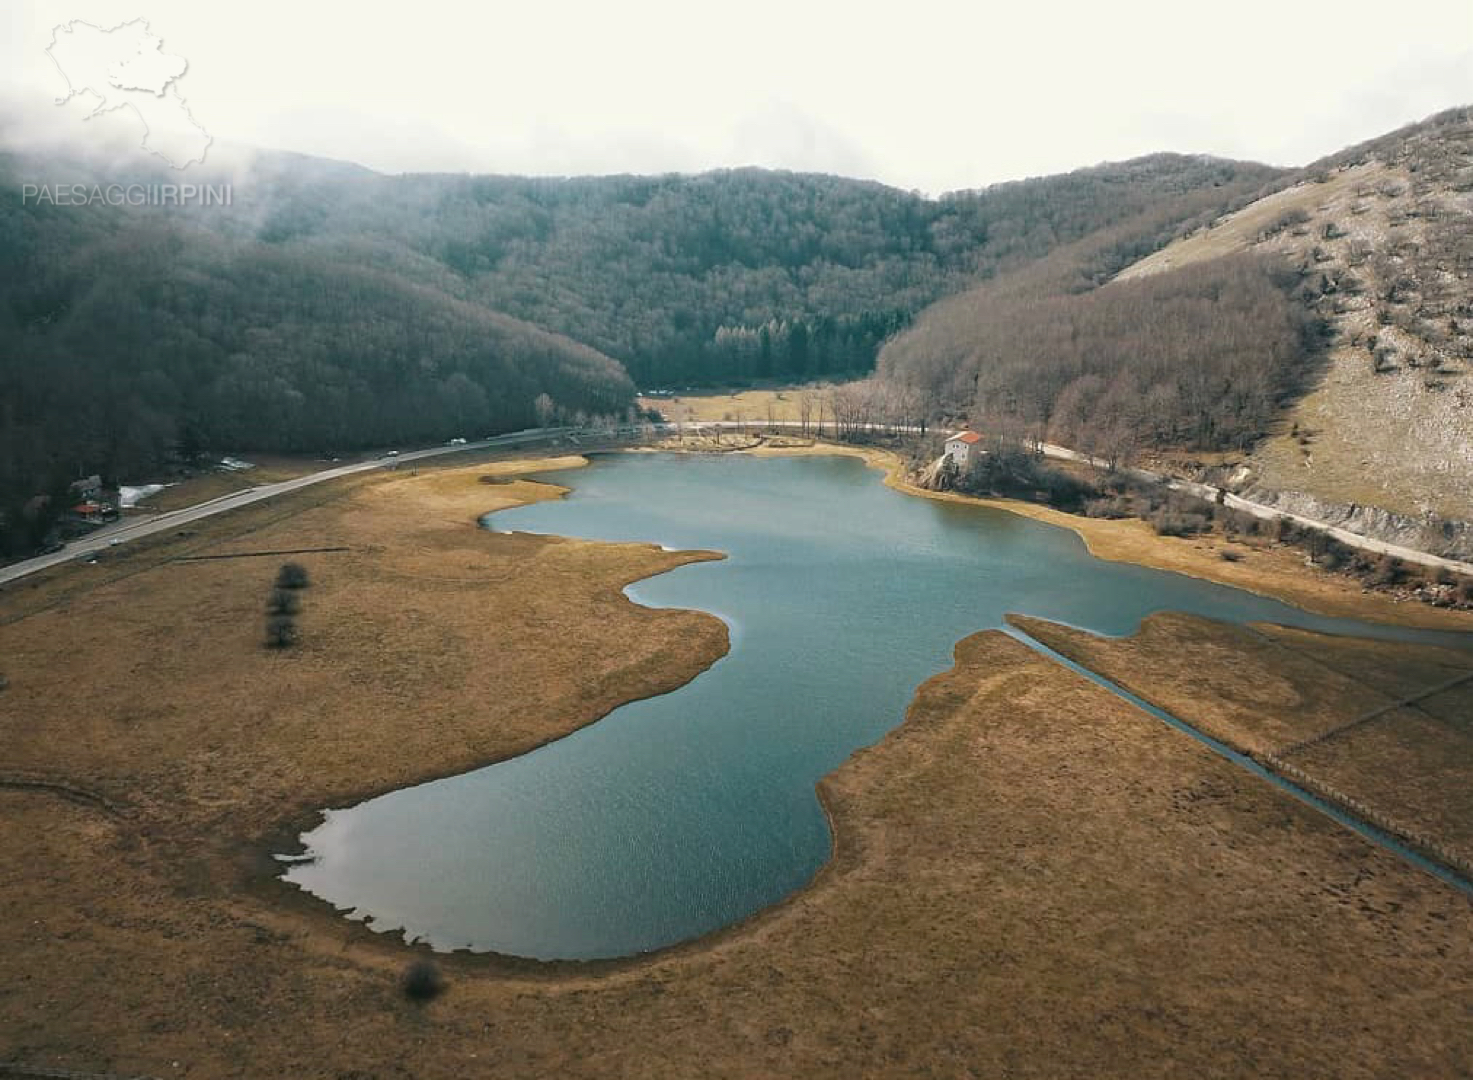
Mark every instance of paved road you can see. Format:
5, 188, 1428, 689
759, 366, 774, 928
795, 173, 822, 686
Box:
1031, 441, 1473, 577
5, 420, 1468, 586
0, 429, 572, 587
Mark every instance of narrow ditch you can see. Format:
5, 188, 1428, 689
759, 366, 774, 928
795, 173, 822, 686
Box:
1004, 626, 1473, 896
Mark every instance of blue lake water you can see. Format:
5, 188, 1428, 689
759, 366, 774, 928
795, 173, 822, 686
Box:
282, 452, 1470, 959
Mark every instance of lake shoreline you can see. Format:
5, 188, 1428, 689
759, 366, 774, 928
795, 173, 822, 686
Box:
4, 446, 1472, 1078
274, 443, 1470, 970
726, 439, 1470, 632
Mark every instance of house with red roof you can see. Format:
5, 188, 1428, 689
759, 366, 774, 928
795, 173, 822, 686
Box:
944, 430, 984, 467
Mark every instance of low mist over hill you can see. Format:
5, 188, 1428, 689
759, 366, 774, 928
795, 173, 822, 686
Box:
5, 110, 1467, 556
0, 140, 1277, 553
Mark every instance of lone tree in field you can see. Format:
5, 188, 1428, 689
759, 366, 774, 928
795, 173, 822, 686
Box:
276, 562, 310, 589
265, 614, 298, 649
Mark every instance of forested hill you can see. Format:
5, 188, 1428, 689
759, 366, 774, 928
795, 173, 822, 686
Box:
0, 139, 1278, 554
875, 107, 1471, 535
236, 154, 1283, 385
874, 189, 1327, 456
0, 146, 633, 555
1112, 107, 1473, 527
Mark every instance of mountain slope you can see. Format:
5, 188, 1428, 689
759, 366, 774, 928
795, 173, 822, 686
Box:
877, 107, 1471, 555
874, 170, 1313, 450
0, 137, 1280, 555
1115, 107, 1472, 531
0, 151, 633, 556
221, 153, 1283, 386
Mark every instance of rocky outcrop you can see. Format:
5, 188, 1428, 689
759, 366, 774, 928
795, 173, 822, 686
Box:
912, 456, 954, 491
1240, 483, 1473, 560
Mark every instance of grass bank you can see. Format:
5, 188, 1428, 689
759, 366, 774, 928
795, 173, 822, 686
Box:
3, 445, 1471, 1078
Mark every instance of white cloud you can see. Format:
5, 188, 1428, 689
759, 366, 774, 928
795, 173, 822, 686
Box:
3, 0, 1470, 190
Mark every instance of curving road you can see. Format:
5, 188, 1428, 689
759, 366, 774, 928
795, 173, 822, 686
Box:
1030, 440, 1473, 577
4, 420, 1468, 587
0, 428, 572, 587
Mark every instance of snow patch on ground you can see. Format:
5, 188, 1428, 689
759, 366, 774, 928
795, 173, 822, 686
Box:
119, 484, 168, 507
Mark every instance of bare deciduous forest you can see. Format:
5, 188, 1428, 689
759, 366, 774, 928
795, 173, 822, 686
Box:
0, 144, 1278, 554
878, 252, 1324, 458
4, 108, 1467, 557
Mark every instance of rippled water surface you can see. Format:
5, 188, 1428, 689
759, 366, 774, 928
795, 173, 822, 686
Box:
283, 453, 1468, 958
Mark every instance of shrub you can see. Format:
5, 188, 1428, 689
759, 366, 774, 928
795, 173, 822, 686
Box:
401, 960, 445, 1002
959, 442, 1096, 511
1084, 494, 1133, 519
276, 562, 310, 589
1151, 510, 1209, 537
1259, 207, 1311, 239
1367, 556, 1408, 587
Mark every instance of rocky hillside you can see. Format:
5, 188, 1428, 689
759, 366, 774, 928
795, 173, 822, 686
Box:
1117, 108, 1472, 548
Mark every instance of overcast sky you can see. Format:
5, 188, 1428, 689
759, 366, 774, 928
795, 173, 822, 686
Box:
3, 0, 1470, 192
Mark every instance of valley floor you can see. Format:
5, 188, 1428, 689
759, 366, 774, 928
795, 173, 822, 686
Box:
0, 448, 1470, 1078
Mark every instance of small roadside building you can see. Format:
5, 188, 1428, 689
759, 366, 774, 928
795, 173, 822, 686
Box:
68, 502, 108, 524
69, 474, 102, 500
944, 431, 984, 467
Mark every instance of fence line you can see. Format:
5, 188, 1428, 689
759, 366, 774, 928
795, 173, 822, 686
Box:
0, 1062, 158, 1080
1277, 669, 1473, 757
174, 545, 351, 562
1260, 753, 1473, 883
0, 773, 126, 817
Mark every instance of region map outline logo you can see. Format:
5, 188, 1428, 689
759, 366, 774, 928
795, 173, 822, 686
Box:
44, 17, 213, 171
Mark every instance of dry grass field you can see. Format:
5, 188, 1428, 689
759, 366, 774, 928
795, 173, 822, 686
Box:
1014, 613, 1473, 869
2, 451, 1471, 1078
638, 384, 837, 425
132, 453, 338, 513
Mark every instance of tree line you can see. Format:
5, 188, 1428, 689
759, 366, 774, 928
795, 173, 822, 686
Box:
0, 142, 1284, 555
877, 192, 1327, 459
0, 213, 630, 556
239, 153, 1282, 386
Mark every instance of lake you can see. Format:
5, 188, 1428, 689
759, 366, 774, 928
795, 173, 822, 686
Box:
281, 452, 1469, 959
